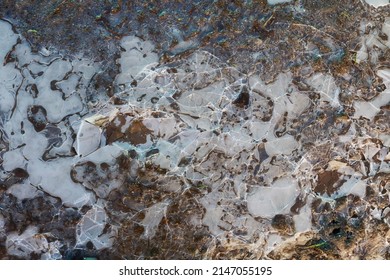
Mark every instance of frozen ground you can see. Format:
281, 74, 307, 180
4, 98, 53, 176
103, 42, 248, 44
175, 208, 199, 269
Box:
0, 1, 390, 259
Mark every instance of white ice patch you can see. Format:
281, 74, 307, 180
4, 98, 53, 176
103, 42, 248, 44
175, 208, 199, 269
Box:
293, 195, 313, 233
0, 19, 100, 208
0, 20, 19, 60
354, 68, 390, 120
76, 203, 114, 250
6, 226, 62, 259
2, 149, 26, 171
356, 18, 390, 64
115, 36, 159, 85
337, 176, 367, 198
76, 144, 123, 165
307, 73, 341, 108
267, 0, 293, 5
27, 158, 95, 207
75, 121, 102, 157
141, 200, 169, 238
265, 135, 299, 156
7, 183, 40, 200
363, 0, 390, 8
247, 177, 300, 218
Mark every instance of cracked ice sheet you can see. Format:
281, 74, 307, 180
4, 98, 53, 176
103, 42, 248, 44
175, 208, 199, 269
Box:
354, 69, 390, 120
307, 73, 341, 108
28, 158, 95, 207
247, 177, 300, 219
141, 200, 170, 238
97, 45, 314, 232
115, 36, 159, 85
6, 226, 62, 259
76, 203, 115, 250
0, 19, 99, 208
2, 10, 390, 259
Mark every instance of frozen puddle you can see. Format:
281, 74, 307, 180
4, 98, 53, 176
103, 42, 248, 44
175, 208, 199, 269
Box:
1, 15, 390, 259
0, 19, 98, 208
